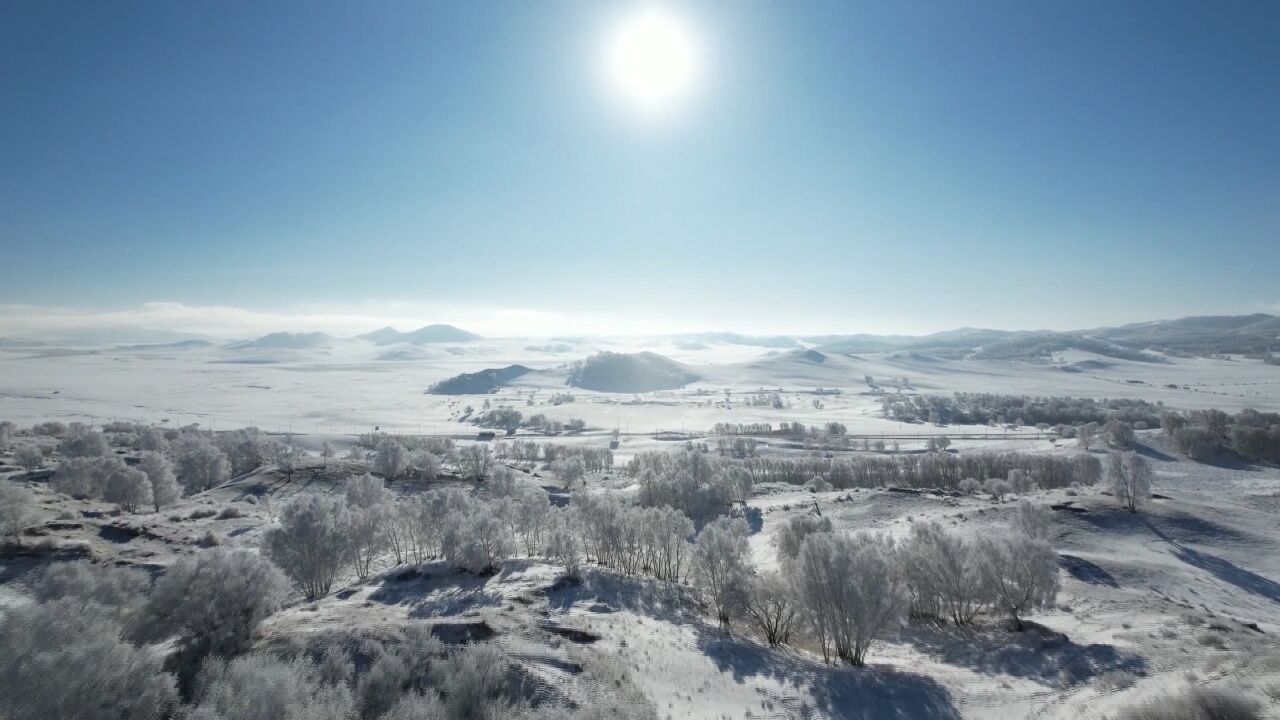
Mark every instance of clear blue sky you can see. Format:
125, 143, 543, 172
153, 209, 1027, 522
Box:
2, 0, 1277, 336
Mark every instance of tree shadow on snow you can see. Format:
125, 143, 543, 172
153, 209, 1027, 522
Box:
366, 560, 505, 618
896, 622, 1146, 687
695, 632, 960, 720
1058, 554, 1119, 588
544, 568, 701, 624
1145, 519, 1280, 604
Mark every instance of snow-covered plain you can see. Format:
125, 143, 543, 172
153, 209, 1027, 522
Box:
1, 336, 1275, 434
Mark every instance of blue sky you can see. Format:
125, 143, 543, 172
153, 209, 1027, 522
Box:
1, 0, 1277, 337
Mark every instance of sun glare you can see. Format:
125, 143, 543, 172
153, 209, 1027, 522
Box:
602, 6, 703, 122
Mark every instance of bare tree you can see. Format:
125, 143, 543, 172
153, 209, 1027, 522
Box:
743, 570, 799, 645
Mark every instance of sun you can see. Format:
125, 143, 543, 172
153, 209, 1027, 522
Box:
602, 6, 703, 122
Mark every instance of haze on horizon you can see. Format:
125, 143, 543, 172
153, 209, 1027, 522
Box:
2, 1, 1278, 339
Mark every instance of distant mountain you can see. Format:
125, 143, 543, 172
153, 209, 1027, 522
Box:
672, 332, 799, 349
356, 324, 481, 345
806, 315, 1280, 361
1088, 314, 1280, 355
427, 365, 532, 395
228, 332, 335, 350
567, 351, 699, 393
115, 340, 214, 352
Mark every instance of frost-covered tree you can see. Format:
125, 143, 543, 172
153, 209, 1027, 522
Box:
743, 570, 799, 645
346, 472, 390, 509
0, 421, 11, 452
792, 532, 907, 665
189, 653, 355, 720
1007, 469, 1035, 495
375, 438, 409, 479
690, 516, 753, 630
898, 522, 989, 626
442, 511, 513, 574
345, 474, 390, 579
513, 487, 551, 555
14, 443, 43, 470
104, 465, 153, 513
774, 513, 832, 562
1014, 500, 1054, 541
976, 534, 1059, 631
139, 452, 179, 512
551, 456, 586, 489
262, 493, 352, 598
320, 440, 335, 468
984, 477, 1012, 501
60, 423, 110, 458
136, 426, 168, 452
1104, 420, 1135, 449
52, 455, 124, 499
273, 438, 304, 479
130, 548, 288, 674
0, 482, 38, 546
0, 600, 177, 720
430, 643, 520, 720
217, 427, 269, 476
383, 692, 448, 720
31, 561, 151, 616
458, 444, 493, 481
1108, 451, 1152, 512
545, 514, 582, 580
174, 435, 231, 493
409, 449, 441, 483
958, 477, 981, 496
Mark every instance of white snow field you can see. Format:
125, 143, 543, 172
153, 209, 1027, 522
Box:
2, 333, 1279, 719
1, 335, 1275, 433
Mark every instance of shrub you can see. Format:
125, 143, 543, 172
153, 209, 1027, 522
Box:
0, 482, 38, 546
14, 443, 44, 470
130, 548, 288, 679
190, 653, 355, 720
59, 424, 110, 458
31, 561, 151, 616
0, 600, 178, 720
1117, 686, 1262, 720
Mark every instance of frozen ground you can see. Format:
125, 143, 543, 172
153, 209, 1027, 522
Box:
3, 427, 1280, 719
1, 336, 1275, 435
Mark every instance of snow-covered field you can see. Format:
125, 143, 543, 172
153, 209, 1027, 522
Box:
4, 428, 1280, 718
1, 336, 1275, 434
